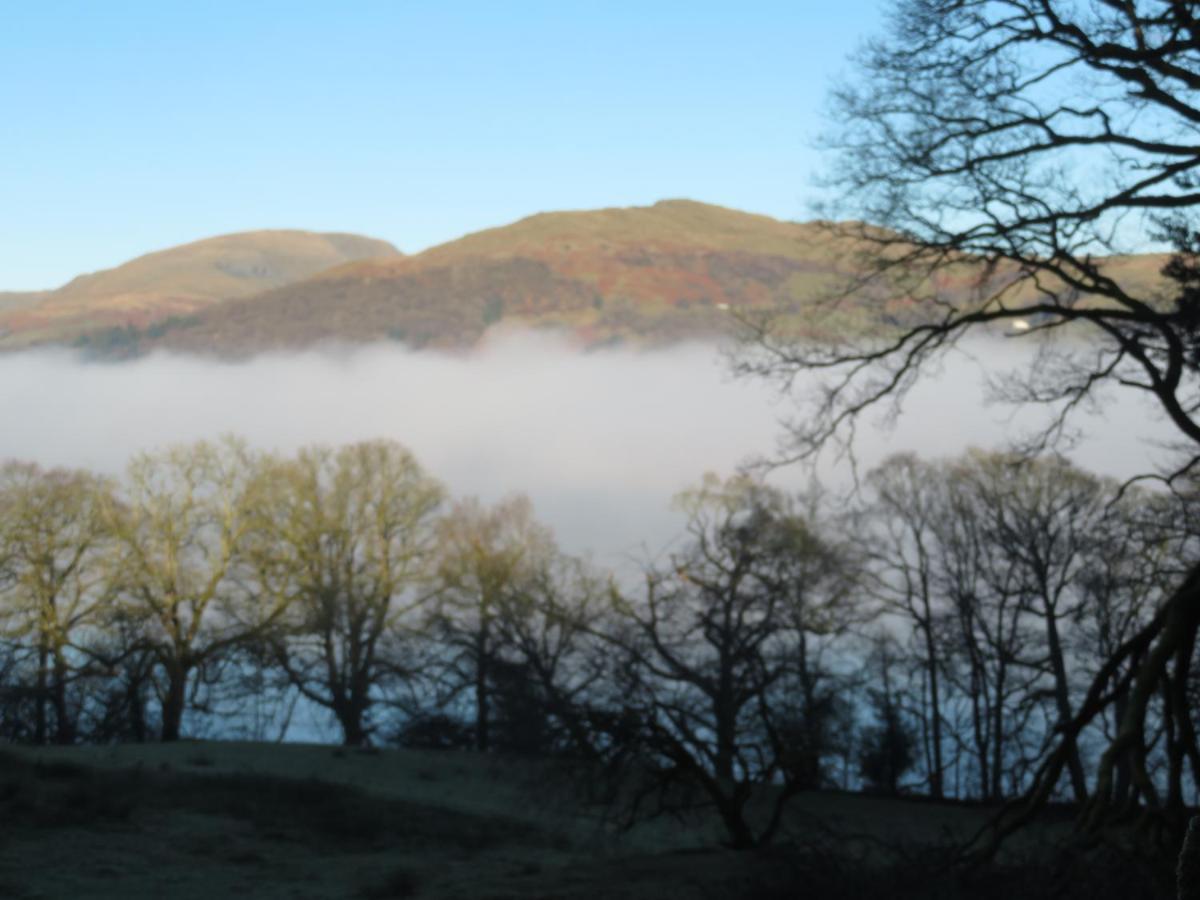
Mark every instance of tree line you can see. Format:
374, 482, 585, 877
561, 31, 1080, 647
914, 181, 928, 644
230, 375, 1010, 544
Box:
0, 437, 1195, 848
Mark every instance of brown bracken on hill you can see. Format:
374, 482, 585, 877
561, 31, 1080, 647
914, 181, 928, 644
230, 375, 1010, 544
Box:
1, 201, 1172, 356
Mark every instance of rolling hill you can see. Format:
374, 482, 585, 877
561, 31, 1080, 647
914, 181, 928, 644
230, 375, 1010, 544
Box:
143, 200, 1179, 357
0, 741, 1144, 900
0, 230, 400, 349
140, 200, 907, 356
0, 201, 1175, 357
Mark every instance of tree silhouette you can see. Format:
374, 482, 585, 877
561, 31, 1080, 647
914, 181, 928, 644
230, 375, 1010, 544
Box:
735, 0, 1200, 855
604, 474, 860, 849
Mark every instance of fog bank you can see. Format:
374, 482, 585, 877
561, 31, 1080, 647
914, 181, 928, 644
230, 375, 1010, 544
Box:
0, 331, 1176, 572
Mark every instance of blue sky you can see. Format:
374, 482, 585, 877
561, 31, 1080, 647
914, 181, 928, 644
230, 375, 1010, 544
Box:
1, 2, 884, 289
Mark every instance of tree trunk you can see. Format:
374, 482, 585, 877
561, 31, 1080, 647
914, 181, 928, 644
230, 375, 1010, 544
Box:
51, 649, 74, 745
1112, 686, 1132, 809
1165, 675, 1186, 820
127, 667, 147, 743
34, 640, 48, 745
335, 700, 368, 747
1045, 608, 1088, 803
714, 792, 757, 850
333, 665, 373, 747
714, 651, 737, 781
1178, 815, 1200, 900
1162, 624, 1200, 829
160, 663, 189, 742
1082, 563, 1200, 831
923, 625, 944, 799
991, 662, 1006, 802
475, 628, 491, 753
970, 671, 989, 800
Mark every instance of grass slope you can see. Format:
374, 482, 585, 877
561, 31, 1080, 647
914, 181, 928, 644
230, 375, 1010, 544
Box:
0, 742, 1173, 899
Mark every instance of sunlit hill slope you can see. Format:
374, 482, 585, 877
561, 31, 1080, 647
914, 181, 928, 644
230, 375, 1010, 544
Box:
0, 231, 400, 349
144, 199, 978, 356
0, 201, 1175, 356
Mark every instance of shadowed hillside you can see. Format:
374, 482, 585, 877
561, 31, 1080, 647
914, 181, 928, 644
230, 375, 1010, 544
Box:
0, 231, 399, 349
0, 742, 1171, 899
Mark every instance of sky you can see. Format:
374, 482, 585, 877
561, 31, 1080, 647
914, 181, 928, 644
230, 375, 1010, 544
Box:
0, 1, 884, 290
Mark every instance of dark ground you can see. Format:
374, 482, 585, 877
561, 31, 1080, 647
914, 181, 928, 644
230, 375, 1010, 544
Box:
0, 743, 1176, 899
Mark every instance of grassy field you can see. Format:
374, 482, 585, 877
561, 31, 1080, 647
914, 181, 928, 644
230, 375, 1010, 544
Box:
0, 741, 1174, 899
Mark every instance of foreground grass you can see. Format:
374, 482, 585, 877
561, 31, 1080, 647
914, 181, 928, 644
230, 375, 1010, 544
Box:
0, 742, 1175, 899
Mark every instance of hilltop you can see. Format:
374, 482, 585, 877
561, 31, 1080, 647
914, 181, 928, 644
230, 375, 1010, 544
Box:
0, 230, 399, 349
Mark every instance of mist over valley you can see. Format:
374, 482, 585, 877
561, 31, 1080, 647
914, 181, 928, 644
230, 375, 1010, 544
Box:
0, 330, 1173, 574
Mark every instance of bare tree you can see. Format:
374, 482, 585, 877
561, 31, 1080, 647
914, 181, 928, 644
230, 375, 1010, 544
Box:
104, 437, 281, 741
1070, 486, 1182, 810
425, 494, 557, 752
0, 462, 115, 744
962, 451, 1110, 803
859, 631, 919, 795
604, 473, 861, 849
735, 0, 1200, 851
250, 441, 444, 746
860, 453, 953, 798
871, 452, 1047, 802
489, 552, 612, 758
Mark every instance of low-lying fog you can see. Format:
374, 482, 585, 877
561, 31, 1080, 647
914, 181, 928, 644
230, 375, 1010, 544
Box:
0, 330, 1177, 574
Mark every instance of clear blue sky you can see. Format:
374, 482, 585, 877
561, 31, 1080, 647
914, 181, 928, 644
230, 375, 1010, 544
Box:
0, 1, 884, 290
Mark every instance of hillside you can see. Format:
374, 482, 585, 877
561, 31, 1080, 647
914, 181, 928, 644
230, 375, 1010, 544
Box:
143, 200, 905, 355
0, 231, 400, 349
0, 741, 1165, 899
0, 291, 48, 314
142, 200, 1175, 356
0, 202, 1176, 357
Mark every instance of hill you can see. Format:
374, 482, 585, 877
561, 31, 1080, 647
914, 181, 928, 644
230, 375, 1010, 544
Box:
0, 741, 1164, 899
143, 200, 1177, 356
0, 291, 48, 320
0, 231, 400, 349
0, 202, 1175, 356
142, 200, 898, 355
